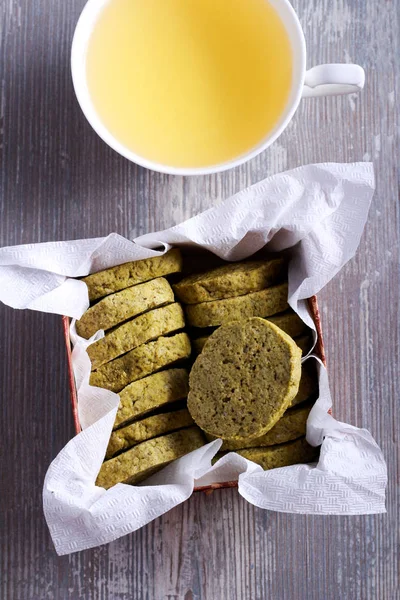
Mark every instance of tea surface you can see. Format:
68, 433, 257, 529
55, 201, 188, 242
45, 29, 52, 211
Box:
86, 0, 292, 167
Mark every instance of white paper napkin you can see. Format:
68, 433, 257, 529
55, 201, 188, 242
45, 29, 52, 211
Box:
0, 163, 387, 555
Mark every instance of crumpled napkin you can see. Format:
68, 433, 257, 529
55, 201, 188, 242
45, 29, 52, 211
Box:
0, 163, 387, 555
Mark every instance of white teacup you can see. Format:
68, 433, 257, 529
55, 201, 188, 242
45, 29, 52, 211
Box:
71, 0, 365, 176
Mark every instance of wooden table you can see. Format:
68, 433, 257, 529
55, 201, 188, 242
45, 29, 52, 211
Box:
1, 1, 398, 598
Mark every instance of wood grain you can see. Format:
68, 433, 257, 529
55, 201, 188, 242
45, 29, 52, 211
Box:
0, 0, 399, 598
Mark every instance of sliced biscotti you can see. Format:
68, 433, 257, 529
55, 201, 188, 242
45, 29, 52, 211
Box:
188, 318, 301, 440
185, 283, 288, 328
106, 408, 194, 459
83, 248, 183, 302
76, 277, 174, 339
173, 258, 285, 304
88, 303, 185, 370
96, 426, 205, 488
206, 403, 311, 450
236, 437, 319, 470
90, 333, 191, 393
114, 368, 189, 429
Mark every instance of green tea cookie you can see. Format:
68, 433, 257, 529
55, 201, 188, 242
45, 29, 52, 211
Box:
88, 303, 185, 370
97, 426, 205, 488
90, 333, 191, 393
76, 277, 174, 339
173, 258, 285, 304
83, 248, 183, 302
114, 368, 189, 429
106, 408, 194, 459
185, 283, 288, 328
206, 403, 311, 450
236, 437, 319, 470
191, 315, 309, 355
290, 361, 318, 407
188, 317, 301, 440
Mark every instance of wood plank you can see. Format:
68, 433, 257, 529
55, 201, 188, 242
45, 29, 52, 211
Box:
0, 0, 398, 598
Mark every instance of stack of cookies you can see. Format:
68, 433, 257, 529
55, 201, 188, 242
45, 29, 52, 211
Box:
75, 250, 319, 489
76, 249, 206, 489
175, 257, 318, 418
174, 261, 318, 468
173, 259, 312, 357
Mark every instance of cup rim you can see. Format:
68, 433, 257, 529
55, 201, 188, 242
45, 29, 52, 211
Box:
71, 0, 307, 176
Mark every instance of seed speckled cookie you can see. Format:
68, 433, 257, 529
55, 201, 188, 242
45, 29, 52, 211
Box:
236, 437, 319, 470
206, 403, 312, 450
191, 312, 309, 355
185, 283, 288, 328
88, 303, 185, 370
83, 248, 182, 302
173, 258, 285, 304
76, 277, 174, 339
187, 317, 302, 440
114, 368, 189, 429
106, 408, 194, 459
97, 426, 205, 488
90, 333, 191, 393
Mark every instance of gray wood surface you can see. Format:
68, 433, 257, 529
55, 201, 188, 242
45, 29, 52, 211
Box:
1, 0, 399, 598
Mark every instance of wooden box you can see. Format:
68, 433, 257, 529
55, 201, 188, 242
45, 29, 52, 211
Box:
63, 294, 325, 493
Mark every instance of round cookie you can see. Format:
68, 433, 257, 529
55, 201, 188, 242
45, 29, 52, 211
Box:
76, 277, 174, 339
106, 408, 194, 459
96, 426, 205, 488
206, 403, 312, 450
83, 248, 182, 302
185, 283, 288, 328
114, 368, 189, 429
191, 311, 309, 355
173, 258, 285, 304
88, 302, 185, 370
90, 333, 191, 393
187, 317, 302, 440
236, 437, 319, 470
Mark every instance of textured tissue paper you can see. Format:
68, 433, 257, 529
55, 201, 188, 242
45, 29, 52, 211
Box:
0, 163, 387, 555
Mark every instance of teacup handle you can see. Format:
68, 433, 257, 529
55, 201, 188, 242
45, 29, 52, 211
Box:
302, 64, 365, 97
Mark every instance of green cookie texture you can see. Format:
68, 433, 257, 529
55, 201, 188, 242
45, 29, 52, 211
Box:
76, 277, 174, 339
88, 303, 185, 370
173, 258, 285, 303
90, 333, 191, 393
236, 437, 319, 470
187, 317, 302, 440
185, 283, 288, 328
83, 248, 182, 302
96, 426, 205, 489
206, 403, 312, 450
114, 368, 189, 429
106, 408, 194, 459
190, 312, 309, 355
